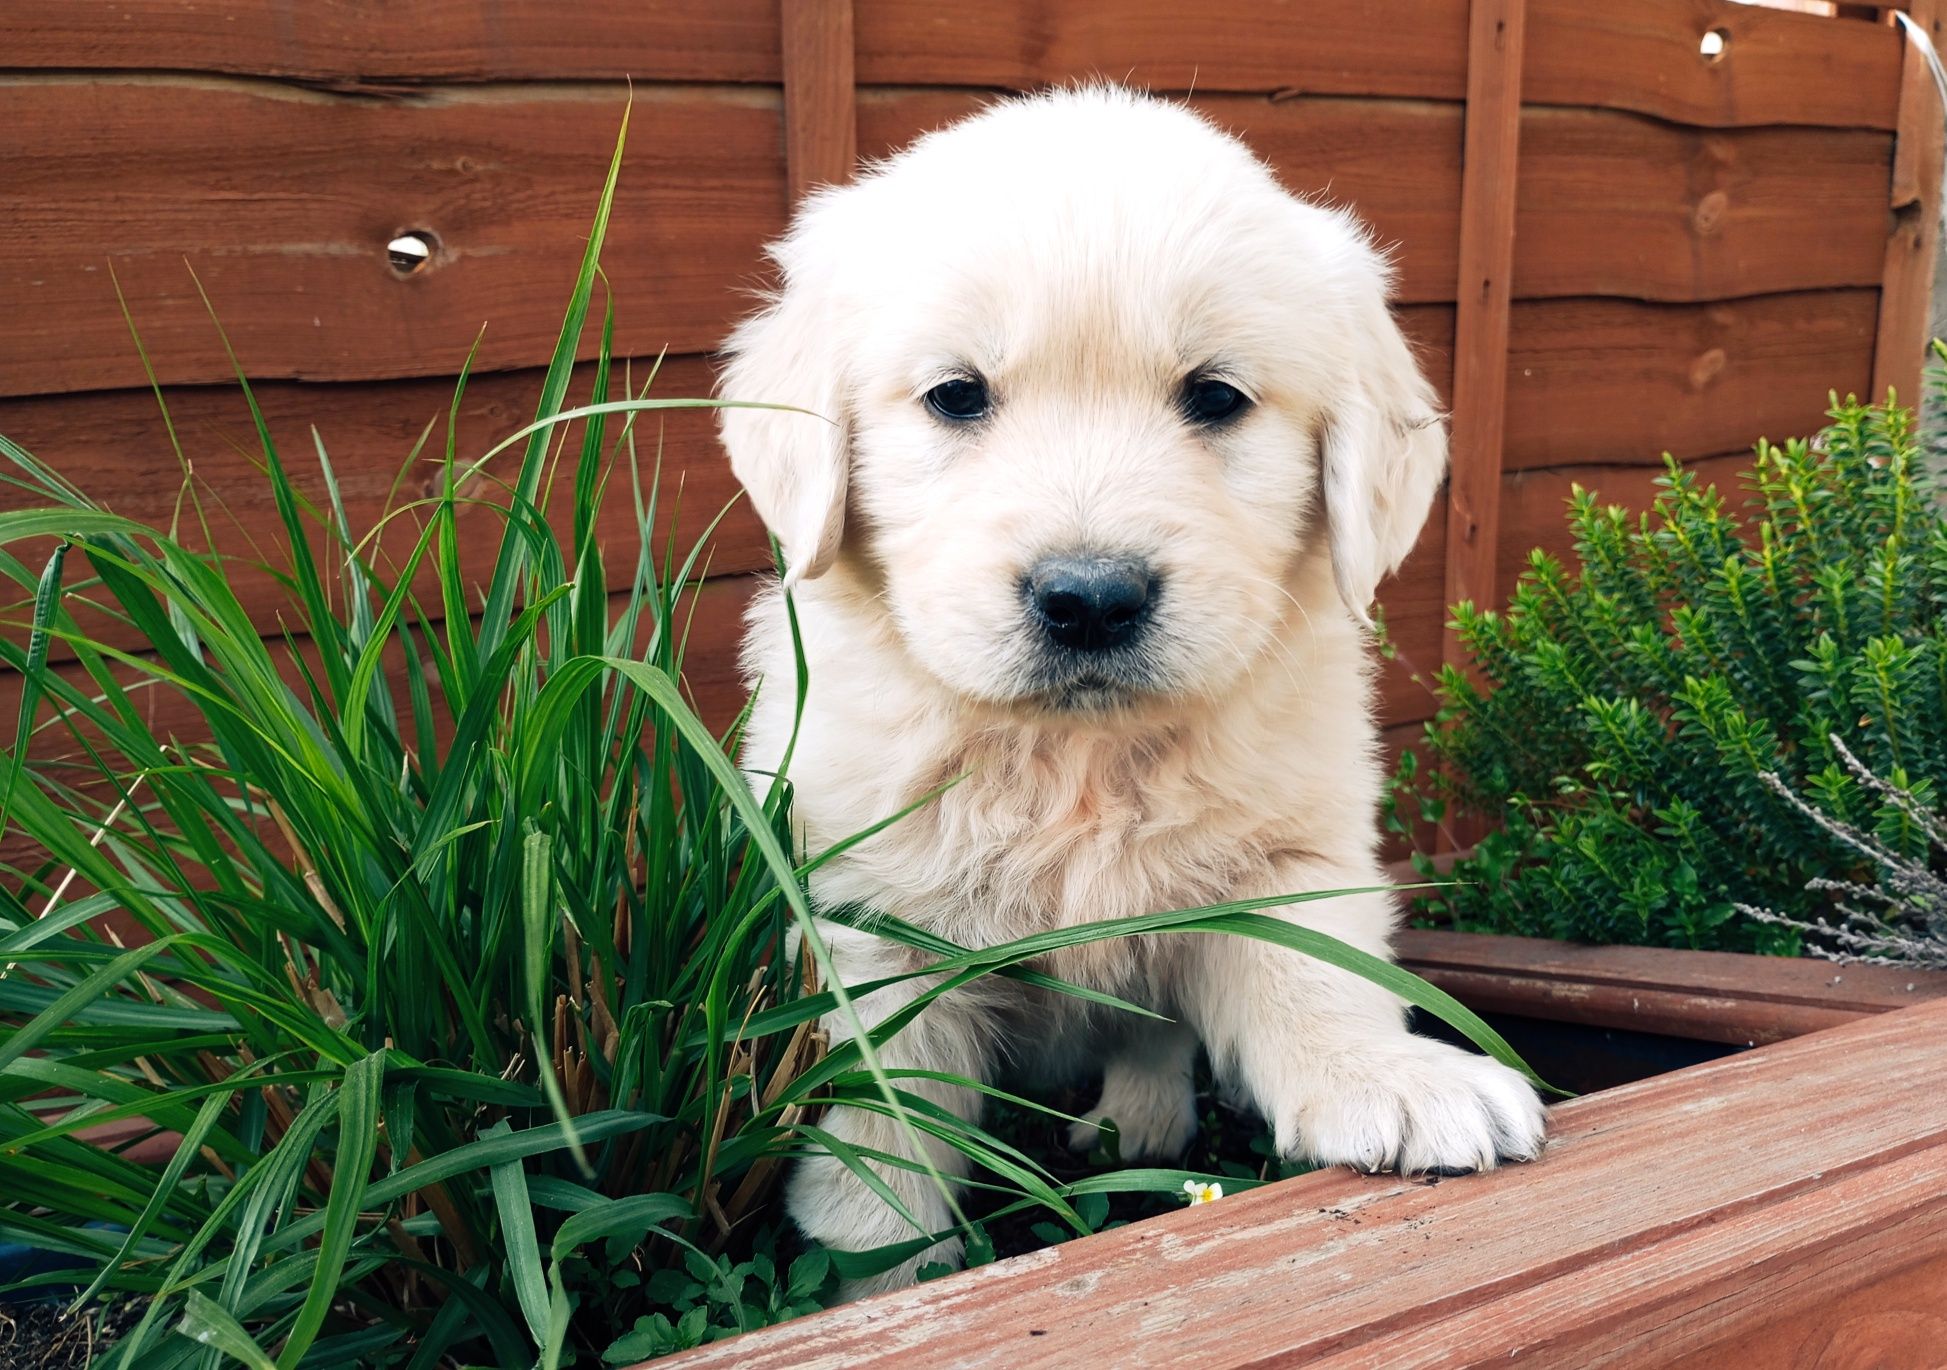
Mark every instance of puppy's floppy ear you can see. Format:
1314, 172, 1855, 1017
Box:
717, 210, 851, 588
1319, 294, 1448, 625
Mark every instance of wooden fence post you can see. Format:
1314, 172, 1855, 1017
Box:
780, 0, 858, 203
1442, 0, 1527, 663
1438, 0, 1526, 852
1872, 0, 1945, 407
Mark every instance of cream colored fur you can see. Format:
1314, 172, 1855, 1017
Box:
717, 86, 1546, 1296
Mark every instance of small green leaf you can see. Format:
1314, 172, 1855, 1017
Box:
784, 1247, 830, 1301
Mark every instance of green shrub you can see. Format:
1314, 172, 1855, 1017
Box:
1398, 375, 1947, 952
0, 116, 1537, 1366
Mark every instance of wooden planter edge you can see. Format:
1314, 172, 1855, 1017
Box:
659, 995, 1947, 1369
1394, 928, 1947, 1046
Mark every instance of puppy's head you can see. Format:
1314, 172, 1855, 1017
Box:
720, 87, 1444, 714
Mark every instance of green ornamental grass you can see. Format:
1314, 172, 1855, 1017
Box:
0, 112, 1540, 1366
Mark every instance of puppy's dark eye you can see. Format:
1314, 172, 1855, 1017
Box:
1182, 377, 1250, 426
925, 377, 989, 422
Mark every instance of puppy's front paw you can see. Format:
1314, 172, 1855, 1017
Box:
1278, 1038, 1546, 1176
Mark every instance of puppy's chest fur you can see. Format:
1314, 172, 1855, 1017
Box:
811, 721, 1306, 993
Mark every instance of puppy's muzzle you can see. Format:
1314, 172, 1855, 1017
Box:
1026, 554, 1157, 654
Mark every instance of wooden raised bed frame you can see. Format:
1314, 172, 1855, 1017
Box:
658, 939, 1947, 1368
1395, 928, 1947, 1046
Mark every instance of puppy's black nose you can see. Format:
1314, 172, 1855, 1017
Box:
1028, 555, 1156, 652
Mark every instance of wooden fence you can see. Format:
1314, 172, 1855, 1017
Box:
3, 0, 1942, 809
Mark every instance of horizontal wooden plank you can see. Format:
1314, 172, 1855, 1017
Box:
853, 0, 1470, 100
856, 0, 1899, 129
657, 997, 1947, 1369
1524, 0, 1902, 130
1346, 1135, 1947, 1367
1, 2, 782, 82
1515, 110, 1892, 302
11, 2, 1900, 133
1664, 1247, 1947, 1370
1, 80, 787, 398
1395, 929, 1947, 1045
1502, 290, 1878, 470
853, 0, 1900, 129
0, 356, 771, 662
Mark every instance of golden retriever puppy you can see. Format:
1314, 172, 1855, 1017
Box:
718, 85, 1545, 1294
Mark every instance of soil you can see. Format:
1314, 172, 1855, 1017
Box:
0, 1302, 137, 1370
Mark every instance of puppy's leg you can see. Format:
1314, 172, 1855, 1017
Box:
787, 924, 991, 1299
1067, 1016, 1200, 1161
1183, 877, 1546, 1176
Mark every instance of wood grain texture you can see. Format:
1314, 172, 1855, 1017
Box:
2, 2, 783, 83
852, 0, 1901, 129
1513, 110, 1892, 302
13, 2, 1903, 132
852, 0, 1472, 100
1501, 289, 1877, 470
1, 81, 787, 398
0, 355, 771, 663
1873, 0, 1946, 406
1660, 1248, 1947, 1370
1444, 0, 1528, 668
1394, 929, 1947, 1045
655, 997, 1947, 1369
1524, 0, 1902, 130
782, 0, 859, 201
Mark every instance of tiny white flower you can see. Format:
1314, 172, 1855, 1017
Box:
1182, 1179, 1223, 1205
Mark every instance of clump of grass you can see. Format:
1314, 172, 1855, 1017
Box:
0, 112, 1541, 1366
